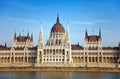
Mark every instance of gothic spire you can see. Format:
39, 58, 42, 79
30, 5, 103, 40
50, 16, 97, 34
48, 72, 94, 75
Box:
31, 33, 33, 41
19, 33, 21, 37
5, 43, 7, 48
78, 42, 79, 45
14, 31, 16, 39
99, 28, 101, 37
66, 22, 70, 33
39, 22, 44, 42
66, 22, 70, 38
38, 22, 44, 48
27, 32, 29, 37
40, 22, 43, 33
56, 13, 59, 23
85, 29, 88, 38
66, 22, 71, 46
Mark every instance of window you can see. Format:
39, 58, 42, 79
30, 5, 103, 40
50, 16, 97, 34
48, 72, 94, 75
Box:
67, 59, 69, 61
67, 51, 69, 55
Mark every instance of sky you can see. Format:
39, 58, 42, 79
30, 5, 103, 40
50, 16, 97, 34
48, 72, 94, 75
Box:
0, 0, 120, 47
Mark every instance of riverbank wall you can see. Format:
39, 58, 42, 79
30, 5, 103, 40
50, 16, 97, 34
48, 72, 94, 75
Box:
0, 67, 120, 72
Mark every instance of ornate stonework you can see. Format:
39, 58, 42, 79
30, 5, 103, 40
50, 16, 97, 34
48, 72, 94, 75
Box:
0, 15, 120, 68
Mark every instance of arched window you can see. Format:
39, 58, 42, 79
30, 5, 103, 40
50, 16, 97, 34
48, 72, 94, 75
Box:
59, 39, 61, 45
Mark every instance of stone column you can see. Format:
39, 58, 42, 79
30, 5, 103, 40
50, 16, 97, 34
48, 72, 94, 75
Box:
23, 51, 25, 63
10, 51, 12, 64
27, 53, 28, 63
13, 52, 15, 63
98, 48, 100, 67
64, 50, 67, 63
101, 48, 103, 64
69, 49, 72, 64
9, 56, 11, 63
83, 48, 85, 66
87, 49, 89, 67
13, 57, 15, 63
41, 50, 44, 64
37, 50, 40, 64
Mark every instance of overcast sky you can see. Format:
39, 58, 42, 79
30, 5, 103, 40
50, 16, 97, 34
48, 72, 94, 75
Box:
0, 0, 120, 47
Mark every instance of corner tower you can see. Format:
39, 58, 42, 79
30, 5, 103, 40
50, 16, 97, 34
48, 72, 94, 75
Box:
84, 29, 102, 67
12, 31, 34, 48
37, 23, 44, 64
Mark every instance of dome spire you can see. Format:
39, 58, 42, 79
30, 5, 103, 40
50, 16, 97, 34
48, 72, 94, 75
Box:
51, 13, 65, 33
57, 13, 59, 23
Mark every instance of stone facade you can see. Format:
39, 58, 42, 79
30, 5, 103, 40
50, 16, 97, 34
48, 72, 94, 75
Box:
0, 15, 120, 68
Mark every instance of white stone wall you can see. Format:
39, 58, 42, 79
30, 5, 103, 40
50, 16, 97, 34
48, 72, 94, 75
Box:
0, 47, 37, 67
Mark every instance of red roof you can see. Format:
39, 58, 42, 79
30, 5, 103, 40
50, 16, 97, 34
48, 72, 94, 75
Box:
71, 45, 83, 50
86, 36, 101, 41
102, 47, 119, 50
14, 46, 37, 50
0, 45, 10, 50
51, 22, 65, 33
16, 36, 33, 42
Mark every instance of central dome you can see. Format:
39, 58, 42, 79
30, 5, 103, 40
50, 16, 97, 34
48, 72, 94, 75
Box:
51, 15, 65, 33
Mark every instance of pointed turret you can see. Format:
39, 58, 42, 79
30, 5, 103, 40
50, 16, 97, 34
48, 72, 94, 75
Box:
99, 28, 101, 37
66, 22, 70, 39
98, 28, 102, 41
19, 33, 21, 37
27, 32, 29, 37
37, 23, 44, 64
85, 29, 88, 38
119, 42, 120, 60
40, 23, 43, 41
38, 22, 44, 48
66, 22, 71, 64
5, 43, 7, 48
31, 33, 33, 41
119, 42, 120, 48
66, 22, 71, 46
78, 42, 79, 45
14, 31, 16, 39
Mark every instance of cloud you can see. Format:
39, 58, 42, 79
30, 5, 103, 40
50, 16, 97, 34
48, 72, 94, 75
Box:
7, 17, 40, 23
71, 19, 110, 25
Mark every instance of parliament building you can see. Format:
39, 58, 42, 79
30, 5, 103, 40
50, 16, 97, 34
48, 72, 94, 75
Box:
0, 15, 120, 68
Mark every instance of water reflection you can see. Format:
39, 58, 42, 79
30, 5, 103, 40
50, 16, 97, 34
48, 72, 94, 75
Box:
0, 72, 119, 79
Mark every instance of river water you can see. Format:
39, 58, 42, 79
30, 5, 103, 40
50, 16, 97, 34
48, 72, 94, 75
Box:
0, 72, 120, 79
